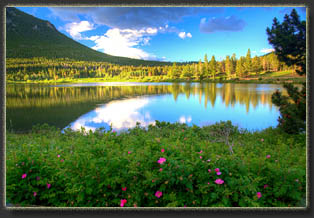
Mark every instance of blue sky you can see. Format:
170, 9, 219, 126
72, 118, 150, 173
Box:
15, 6, 306, 62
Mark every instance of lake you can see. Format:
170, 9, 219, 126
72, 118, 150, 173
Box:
6, 82, 285, 132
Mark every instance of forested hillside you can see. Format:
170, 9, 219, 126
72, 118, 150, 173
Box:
6, 7, 170, 66
6, 7, 303, 83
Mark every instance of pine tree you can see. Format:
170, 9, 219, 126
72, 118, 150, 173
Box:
209, 55, 217, 79
244, 48, 252, 74
204, 54, 209, 78
225, 55, 232, 79
266, 8, 306, 133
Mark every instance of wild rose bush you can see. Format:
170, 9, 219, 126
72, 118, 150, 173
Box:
6, 121, 306, 207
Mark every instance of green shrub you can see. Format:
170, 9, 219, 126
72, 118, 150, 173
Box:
6, 122, 306, 207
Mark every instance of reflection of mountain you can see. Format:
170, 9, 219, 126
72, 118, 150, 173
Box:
6, 83, 284, 132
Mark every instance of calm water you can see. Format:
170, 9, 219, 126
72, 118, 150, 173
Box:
6, 82, 285, 132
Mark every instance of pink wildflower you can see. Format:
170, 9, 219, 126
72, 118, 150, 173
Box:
22, 174, 27, 179
207, 182, 210, 185
159, 168, 163, 172
199, 156, 202, 159
57, 154, 60, 158
122, 187, 127, 191
215, 179, 224, 185
208, 169, 211, 173
128, 151, 132, 154
198, 150, 203, 154
157, 157, 166, 164
120, 199, 127, 207
215, 168, 220, 172
33, 192, 37, 197
36, 176, 40, 181
217, 172, 222, 175
257, 192, 262, 199
60, 159, 64, 162
47, 183, 51, 189
161, 149, 165, 153
264, 184, 269, 189
266, 155, 271, 159
155, 190, 163, 198
261, 138, 264, 142
207, 159, 211, 162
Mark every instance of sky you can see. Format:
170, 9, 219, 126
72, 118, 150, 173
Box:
15, 6, 306, 62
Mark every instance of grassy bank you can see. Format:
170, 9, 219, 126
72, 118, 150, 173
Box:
6, 121, 306, 207
6, 74, 306, 85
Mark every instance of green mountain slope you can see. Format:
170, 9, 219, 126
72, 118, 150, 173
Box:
6, 7, 170, 66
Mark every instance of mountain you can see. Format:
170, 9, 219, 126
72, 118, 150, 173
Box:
6, 7, 171, 66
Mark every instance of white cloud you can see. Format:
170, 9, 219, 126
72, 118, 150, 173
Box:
88, 27, 160, 60
260, 48, 275, 53
178, 31, 192, 39
64, 20, 94, 40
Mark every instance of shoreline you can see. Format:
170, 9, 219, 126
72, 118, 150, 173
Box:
6, 77, 305, 85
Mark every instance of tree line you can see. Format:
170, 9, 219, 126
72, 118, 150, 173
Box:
6, 49, 295, 82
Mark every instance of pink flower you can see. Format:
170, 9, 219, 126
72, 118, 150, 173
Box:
261, 138, 264, 142
159, 168, 163, 172
207, 182, 210, 185
33, 192, 37, 197
122, 187, 127, 191
128, 151, 132, 154
215, 168, 220, 172
198, 150, 203, 154
47, 183, 51, 189
266, 155, 271, 159
199, 156, 202, 159
157, 157, 166, 164
161, 149, 165, 153
208, 169, 211, 173
57, 154, 60, 158
120, 199, 127, 207
207, 159, 211, 162
22, 174, 27, 179
36, 176, 40, 181
216, 172, 222, 175
112, 130, 116, 133
257, 192, 262, 199
215, 179, 224, 185
60, 159, 64, 162
155, 190, 163, 198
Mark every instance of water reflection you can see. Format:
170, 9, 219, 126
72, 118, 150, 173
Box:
69, 98, 155, 132
6, 82, 285, 132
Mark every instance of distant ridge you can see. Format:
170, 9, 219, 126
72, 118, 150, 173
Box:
6, 7, 171, 66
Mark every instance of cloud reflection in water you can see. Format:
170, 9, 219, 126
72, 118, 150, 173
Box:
68, 97, 155, 132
